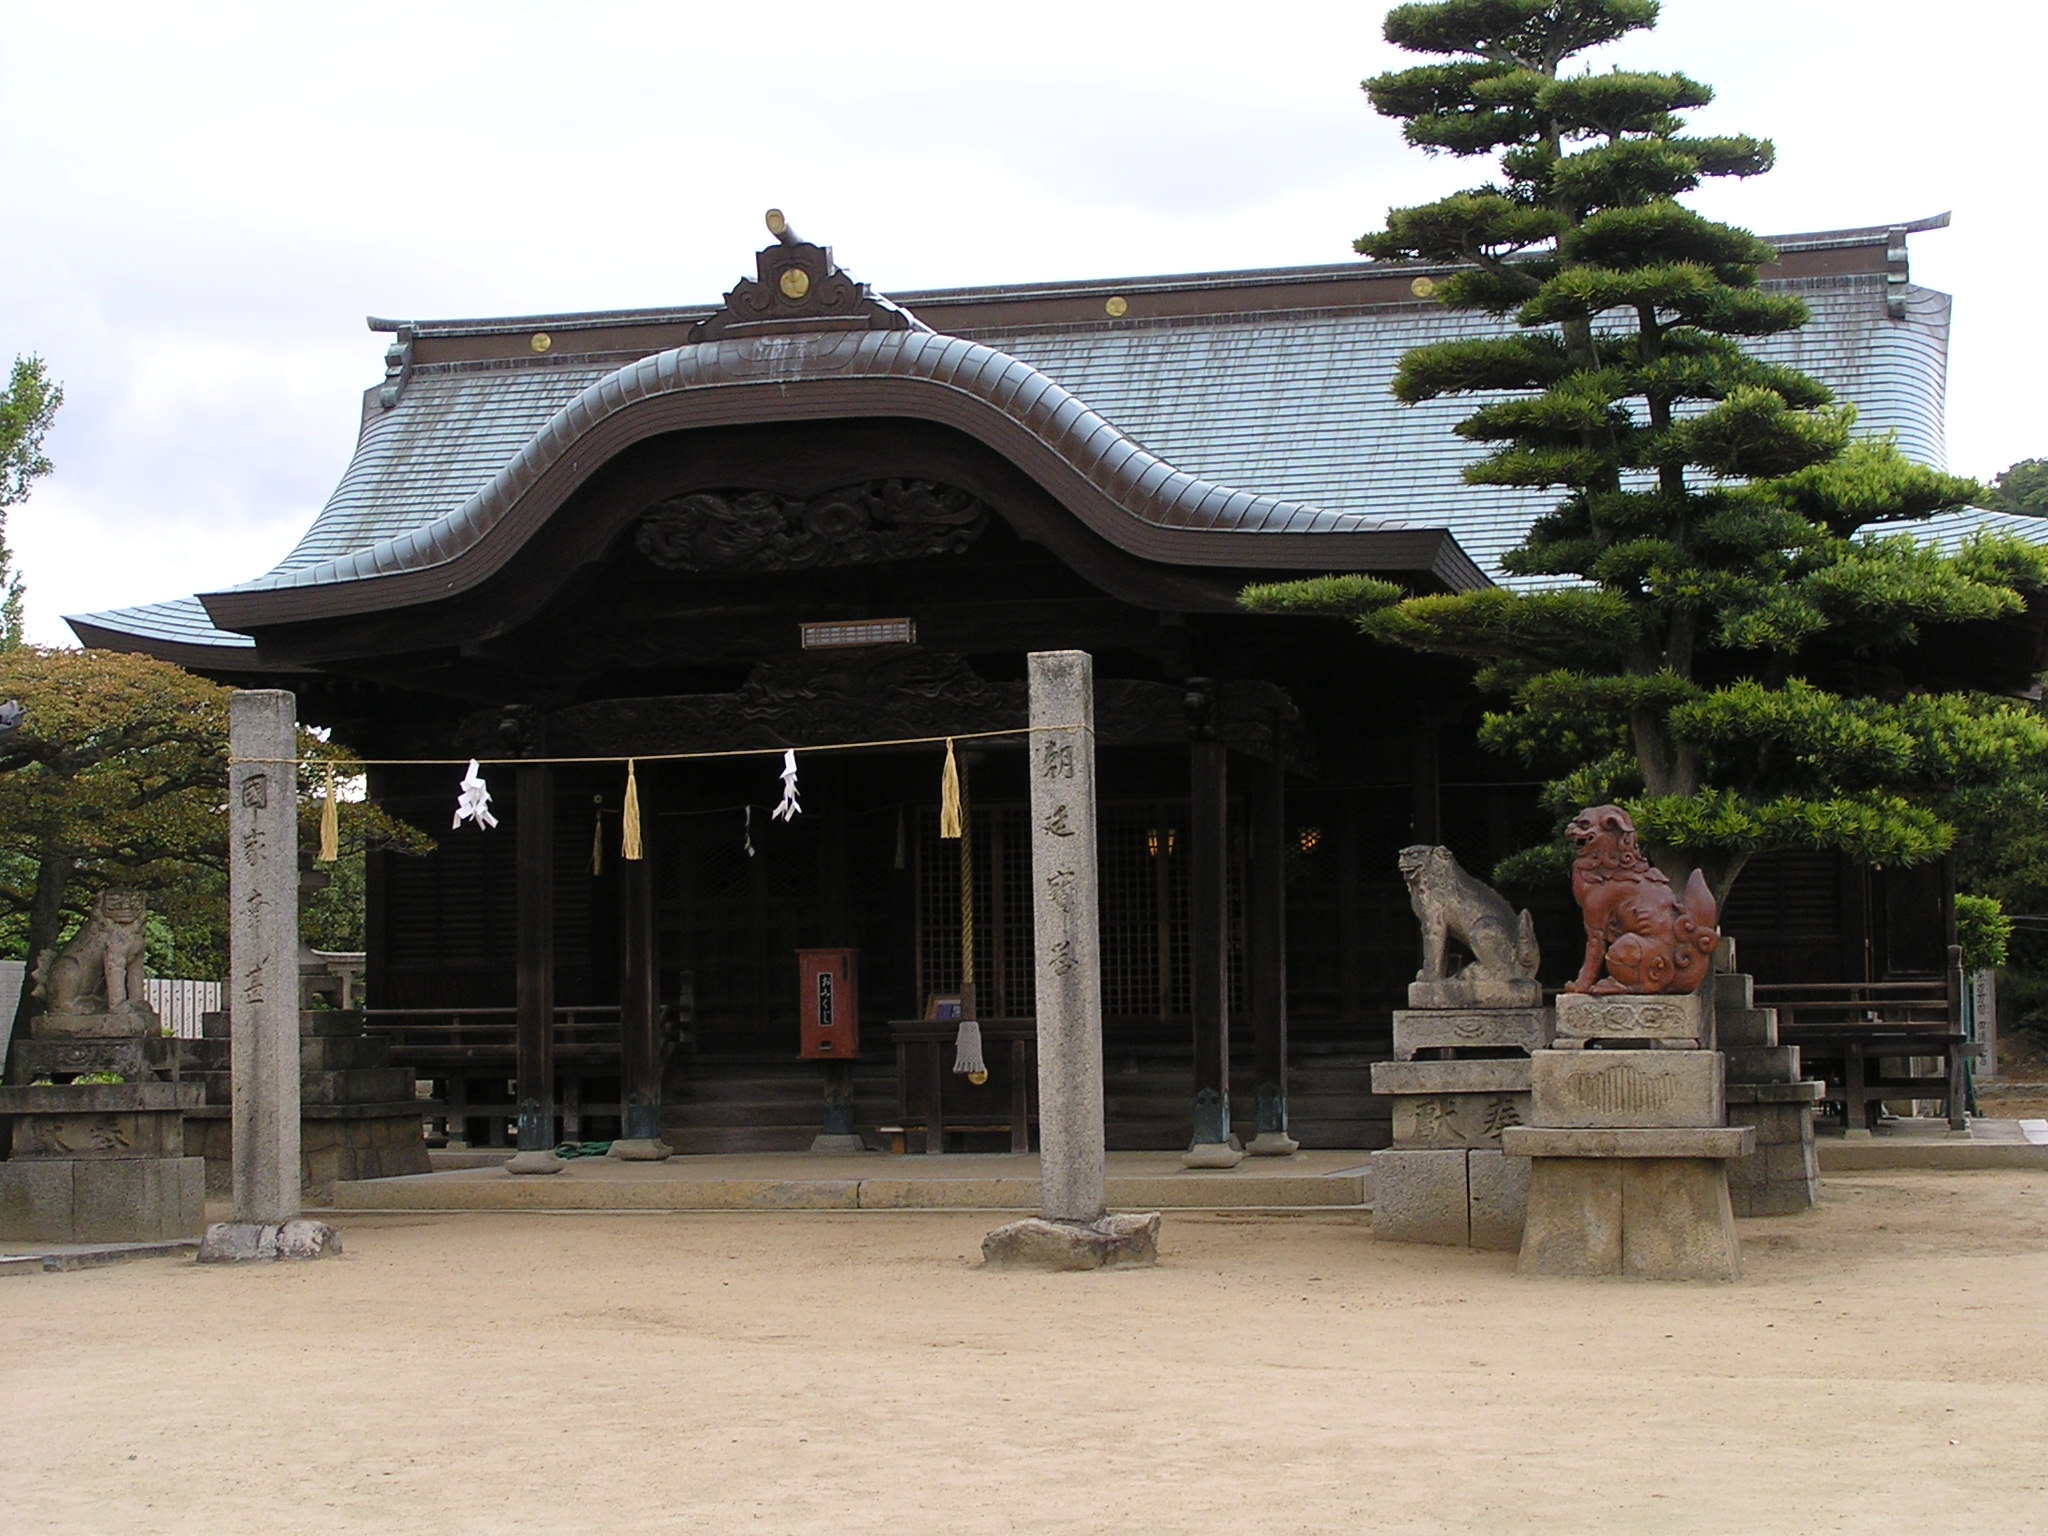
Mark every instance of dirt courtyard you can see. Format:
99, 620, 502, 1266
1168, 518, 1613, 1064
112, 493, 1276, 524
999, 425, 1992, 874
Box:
4, 1170, 2045, 1535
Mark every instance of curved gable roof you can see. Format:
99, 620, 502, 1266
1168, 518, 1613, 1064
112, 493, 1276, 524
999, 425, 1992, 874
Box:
199, 327, 1481, 631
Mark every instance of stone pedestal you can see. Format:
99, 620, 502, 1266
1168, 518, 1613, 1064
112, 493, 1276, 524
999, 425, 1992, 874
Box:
1503, 1127, 1751, 1280
1372, 1011, 1545, 1251
1512, 989, 1747, 1280
1713, 961, 1822, 1215
180, 1008, 433, 1199
0, 1081, 206, 1242
1553, 990, 1711, 1049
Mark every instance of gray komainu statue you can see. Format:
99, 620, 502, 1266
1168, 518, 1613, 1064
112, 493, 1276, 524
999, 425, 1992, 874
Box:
31, 889, 152, 1018
1397, 846, 1539, 986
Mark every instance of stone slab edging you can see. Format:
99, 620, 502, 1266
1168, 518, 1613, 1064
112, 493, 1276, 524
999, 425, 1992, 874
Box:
328, 1169, 1368, 1213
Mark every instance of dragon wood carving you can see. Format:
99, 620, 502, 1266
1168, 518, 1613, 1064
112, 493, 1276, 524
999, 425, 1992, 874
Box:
1564, 804, 1720, 996
633, 480, 988, 573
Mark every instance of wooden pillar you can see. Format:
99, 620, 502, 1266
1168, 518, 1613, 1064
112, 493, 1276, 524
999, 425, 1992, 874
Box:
1411, 725, 1441, 845
612, 827, 671, 1159
1186, 680, 1242, 1167
508, 763, 564, 1173
1246, 742, 1296, 1156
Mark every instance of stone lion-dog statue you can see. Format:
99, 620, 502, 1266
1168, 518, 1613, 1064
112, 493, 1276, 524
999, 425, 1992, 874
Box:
1564, 805, 1719, 995
31, 888, 152, 1017
1397, 845, 1540, 986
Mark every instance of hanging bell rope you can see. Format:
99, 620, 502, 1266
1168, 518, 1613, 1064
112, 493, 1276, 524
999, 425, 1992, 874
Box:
589, 800, 604, 877
621, 759, 644, 861
316, 764, 339, 863
939, 737, 962, 841
950, 752, 986, 1081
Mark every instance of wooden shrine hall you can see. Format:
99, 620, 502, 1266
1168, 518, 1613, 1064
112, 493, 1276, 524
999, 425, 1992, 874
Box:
73, 213, 2014, 1155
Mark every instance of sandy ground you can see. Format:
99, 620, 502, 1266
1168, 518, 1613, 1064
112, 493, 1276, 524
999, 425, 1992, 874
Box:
4, 1171, 2045, 1536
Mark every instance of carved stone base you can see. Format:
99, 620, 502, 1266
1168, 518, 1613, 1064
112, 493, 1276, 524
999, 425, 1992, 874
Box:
1515, 1156, 1741, 1281
1393, 1007, 1553, 1060
981, 1212, 1161, 1270
196, 1219, 343, 1263
609, 1137, 677, 1162
1408, 976, 1542, 1010
806, 1133, 865, 1155
1183, 1141, 1245, 1169
31, 1005, 158, 1040
1554, 991, 1711, 1048
504, 1150, 567, 1175
1245, 1131, 1300, 1157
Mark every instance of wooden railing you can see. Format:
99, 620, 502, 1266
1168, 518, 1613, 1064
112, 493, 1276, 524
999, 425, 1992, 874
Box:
1756, 948, 1968, 1132
362, 1006, 623, 1068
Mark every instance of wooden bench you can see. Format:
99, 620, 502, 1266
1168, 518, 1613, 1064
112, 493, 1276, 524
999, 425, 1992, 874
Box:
1760, 953, 1969, 1133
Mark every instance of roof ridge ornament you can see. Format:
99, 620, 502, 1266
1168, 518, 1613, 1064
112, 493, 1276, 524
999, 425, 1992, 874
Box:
688, 210, 929, 341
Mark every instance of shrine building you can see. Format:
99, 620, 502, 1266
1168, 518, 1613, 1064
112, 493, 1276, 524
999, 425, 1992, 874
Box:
71, 214, 2031, 1153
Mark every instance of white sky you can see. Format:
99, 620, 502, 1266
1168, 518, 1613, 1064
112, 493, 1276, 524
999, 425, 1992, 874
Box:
3, 0, 2042, 646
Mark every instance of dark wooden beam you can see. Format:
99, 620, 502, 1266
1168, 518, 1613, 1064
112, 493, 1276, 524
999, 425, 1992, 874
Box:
1189, 733, 1231, 1149
618, 838, 660, 1144
1249, 745, 1293, 1151
515, 763, 556, 1153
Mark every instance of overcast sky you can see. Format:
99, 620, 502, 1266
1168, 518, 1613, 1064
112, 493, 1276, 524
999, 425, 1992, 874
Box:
3, 0, 2042, 646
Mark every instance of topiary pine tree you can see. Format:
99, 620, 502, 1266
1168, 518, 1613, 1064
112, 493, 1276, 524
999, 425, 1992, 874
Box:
1245, 0, 2048, 903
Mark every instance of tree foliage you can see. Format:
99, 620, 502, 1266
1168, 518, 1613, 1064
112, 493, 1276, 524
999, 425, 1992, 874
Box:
1988, 458, 2048, 518
1244, 0, 2048, 903
0, 355, 62, 648
0, 647, 428, 1030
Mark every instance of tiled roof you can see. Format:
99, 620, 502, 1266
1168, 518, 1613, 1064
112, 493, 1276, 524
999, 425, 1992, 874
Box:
70, 229, 1983, 652
962, 277, 1951, 584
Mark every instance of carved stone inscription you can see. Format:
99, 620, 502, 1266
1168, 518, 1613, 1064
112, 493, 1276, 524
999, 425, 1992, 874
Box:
634, 480, 987, 573
1392, 1092, 1530, 1149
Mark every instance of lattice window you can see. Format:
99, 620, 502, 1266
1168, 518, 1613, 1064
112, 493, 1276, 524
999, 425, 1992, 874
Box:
918, 798, 1242, 1021
913, 806, 1034, 1018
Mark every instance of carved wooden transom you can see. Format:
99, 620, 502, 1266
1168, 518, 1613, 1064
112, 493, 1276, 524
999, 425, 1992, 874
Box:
632, 480, 989, 573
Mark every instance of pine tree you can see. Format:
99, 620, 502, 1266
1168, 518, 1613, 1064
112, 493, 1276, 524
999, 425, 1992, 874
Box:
1245, 0, 2048, 901
0, 354, 64, 648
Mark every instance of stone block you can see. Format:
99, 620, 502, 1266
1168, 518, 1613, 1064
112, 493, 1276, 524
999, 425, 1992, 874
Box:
1393, 1007, 1552, 1060
0, 1159, 75, 1241
298, 1011, 364, 1038
1370, 1148, 1470, 1245
1724, 1045, 1799, 1084
1554, 991, 1710, 1046
1712, 972, 1754, 1010
1531, 1049, 1723, 1129
981, 1212, 1160, 1270
1468, 1147, 1529, 1251
9, 1037, 152, 1083
1407, 976, 1542, 1010
12, 1109, 184, 1159
1518, 1158, 1624, 1275
1389, 1091, 1532, 1148
1738, 1181, 1819, 1217
1372, 1058, 1532, 1096
1715, 1007, 1779, 1050
1619, 1159, 1740, 1281
1502, 1126, 1753, 1159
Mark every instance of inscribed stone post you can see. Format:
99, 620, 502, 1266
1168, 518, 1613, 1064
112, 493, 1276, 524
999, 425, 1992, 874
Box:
229, 690, 302, 1224
1028, 650, 1105, 1225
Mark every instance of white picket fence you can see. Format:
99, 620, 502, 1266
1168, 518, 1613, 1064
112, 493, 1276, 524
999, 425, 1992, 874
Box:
144, 978, 221, 1039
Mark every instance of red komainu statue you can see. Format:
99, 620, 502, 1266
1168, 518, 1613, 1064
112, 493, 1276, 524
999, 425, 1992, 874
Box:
1564, 805, 1720, 995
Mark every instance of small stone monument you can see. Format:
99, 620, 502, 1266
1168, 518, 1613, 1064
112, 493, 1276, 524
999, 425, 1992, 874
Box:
1502, 806, 1748, 1281
1369, 846, 1546, 1250
0, 891, 206, 1242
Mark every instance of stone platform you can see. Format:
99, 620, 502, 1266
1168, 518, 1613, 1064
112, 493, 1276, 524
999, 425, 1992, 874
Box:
0, 1080, 206, 1243
180, 1008, 432, 1197
329, 1149, 1373, 1213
